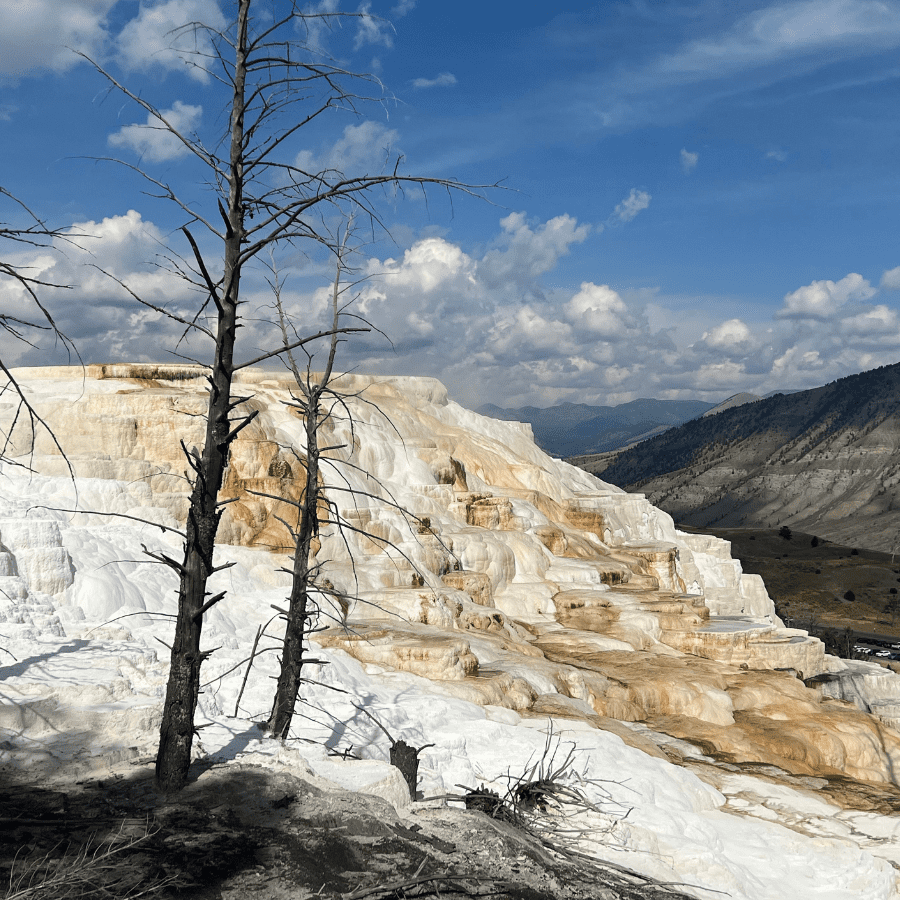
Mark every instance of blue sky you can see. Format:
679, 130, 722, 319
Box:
3, 0, 900, 409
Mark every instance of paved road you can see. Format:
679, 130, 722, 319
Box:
852, 630, 900, 645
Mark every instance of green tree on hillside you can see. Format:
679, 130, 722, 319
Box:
885, 596, 900, 627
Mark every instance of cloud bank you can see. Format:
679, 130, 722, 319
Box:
7, 205, 900, 411
0, 0, 117, 76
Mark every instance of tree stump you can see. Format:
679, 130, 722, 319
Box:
389, 739, 420, 800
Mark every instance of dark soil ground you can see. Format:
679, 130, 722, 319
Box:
685, 525, 900, 643
0, 760, 699, 900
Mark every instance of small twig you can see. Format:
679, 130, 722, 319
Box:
343, 872, 507, 900
28, 505, 184, 537
233, 623, 264, 717
351, 702, 397, 744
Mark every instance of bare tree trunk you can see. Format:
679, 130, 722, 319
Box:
155, 0, 249, 793
266, 405, 321, 739
264, 229, 350, 740
76, 0, 492, 789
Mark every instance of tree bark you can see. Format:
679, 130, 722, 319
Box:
266, 403, 321, 739
155, 0, 249, 793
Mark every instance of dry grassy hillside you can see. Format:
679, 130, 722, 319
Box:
580, 363, 900, 553
689, 526, 900, 637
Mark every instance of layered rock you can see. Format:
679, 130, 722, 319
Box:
5, 364, 900, 785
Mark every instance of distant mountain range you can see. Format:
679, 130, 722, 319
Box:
477, 398, 714, 457
577, 363, 900, 553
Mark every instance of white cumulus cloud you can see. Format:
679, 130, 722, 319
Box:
478, 213, 590, 289
489, 304, 574, 357
777, 272, 876, 319
116, 0, 227, 82
566, 283, 634, 340
372, 238, 476, 294
0, 0, 117, 76
353, 2, 394, 50
611, 189, 651, 223
108, 101, 202, 163
295, 121, 399, 174
881, 266, 900, 289
700, 318, 754, 353
2, 210, 206, 367
842, 304, 900, 336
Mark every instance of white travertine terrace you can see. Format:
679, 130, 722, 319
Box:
4, 364, 900, 899
4, 363, 900, 778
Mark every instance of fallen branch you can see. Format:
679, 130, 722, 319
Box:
343, 871, 507, 900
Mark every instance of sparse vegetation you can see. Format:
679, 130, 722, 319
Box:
4, 821, 174, 900
591, 363, 900, 554
816, 625, 855, 658
446, 726, 631, 863
417, 516, 432, 535
688, 526, 900, 641
886, 596, 900, 627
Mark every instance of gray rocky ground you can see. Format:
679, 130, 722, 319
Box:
1, 761, 699, 900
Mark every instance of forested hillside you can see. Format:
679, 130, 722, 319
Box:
581, 363, 900, 552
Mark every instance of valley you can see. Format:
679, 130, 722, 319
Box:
573, 363, 900, 554
684, 525, 900, 659
477, 399, 713, 458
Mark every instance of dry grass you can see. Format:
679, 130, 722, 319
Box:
699, 526, 900, 637
445, 723, 632, 862
5, 820, 175, 900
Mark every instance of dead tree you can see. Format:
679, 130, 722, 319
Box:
248, 220, 461, 742
261, 220, 378, 739
0, 188, 77, 468
82, 0, 492, 791
262, 232, 352, 739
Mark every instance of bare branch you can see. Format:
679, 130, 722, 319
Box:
29, 505, 185, 537
234, 326, 369, 370
181, 227, 224, 316
71, 51, 224, 177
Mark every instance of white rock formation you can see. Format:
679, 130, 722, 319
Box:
2, 364, 900, 899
